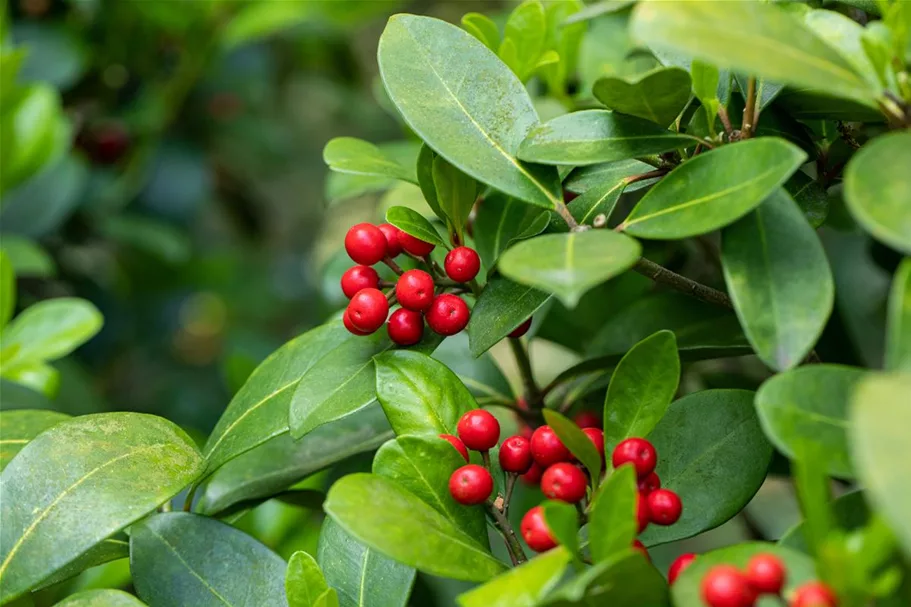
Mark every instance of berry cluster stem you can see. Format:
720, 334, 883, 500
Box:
383, 257, 405, 275
508, 337, 542, 408
486, 499, 527, 566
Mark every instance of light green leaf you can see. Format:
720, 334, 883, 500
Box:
432, 156, 477, 243
432, 332, 512, 406
691, 60, 721, 132
564, 159, 656, 195
803, 9, 879, 88
542, 501, 580, 559
721, 190, 834, 371
0, 413, 203, 603
564, 1, 635, 25
619, 138, 806, 239
544, 409, 602, 485
468, 276, 551, 357
844, 131, 911, 255
500, 1, 547, 82
541, 550, 666, 606
1, 250, 13, 329
220, 2, 318, 49
517, 110, 696, 166
588, 463, 637, 563
1, 297, 102, 366
53, 589, 147, 606
779, 490, 870, 554
457, 548, 570, 607
324, 474, 506, 582
566, 176, 628, 226
286, 551, 327, 607
0, 409, 70, 471
416, 145, 445, 220
593, 67, 692, 127
791, 441, 834, 559
498, 231, 641, 308
326, 141, 421, 206
461, 13, 500, 52
378, 15, 562, 210
385, 206, 447, 248
472, 193, 549, 269
315, 589, 339, 607
323, 137, 417, 185
887, 260, 911, 372
0, 361, 59, 397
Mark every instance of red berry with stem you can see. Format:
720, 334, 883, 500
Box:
378, 223, 403, 257
499, 435, 533, 474
574, 410, 601, 429
541, 462, 588, 503
612, 437, 658, 478
530, 425, 573, 467
582, 427, 605, 461
457, 409, 500, 451
647, 489, 682, 525
439, 434, 469, 461
341, 265, 380, 299
345, 223, 387, 265
448, 464, 493, 505
395, 270, 435, 312
790, 582, 837, 607
521, 462, 544, 485
745, 553, 786, 595
387, 308, 424, 346
701, 566, 754, 607
398, 231, 435, 256
509, 317, 532, 338
346, 288, 388, 333
444, 246, 480, 283
636, 491, 650, 533
426, 294, 470, 336
638, 472, 661, 495
632, 539, 650, 562
521, 506, 557, 552
343, 310, 370, 336
668, 553, 697, 585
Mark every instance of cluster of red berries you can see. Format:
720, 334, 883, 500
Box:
609, 437, 683, 538
700, 553, 837, 607
341, 222, 483, 344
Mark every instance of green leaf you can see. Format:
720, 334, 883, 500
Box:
378, 15, 562, 210
542, 501, 580, 559
850, 372, 911, 558
691, 60, 721, 130
0, 409, 70, 471
779, 490, 871, 553
565, 176, 627, 226
844, 131, 911, 255
498, 231, 641, 308
323, 137, 417, 185
500, 1, 547, 81
35, 535, 129, 591
630, 1, 877, 106
457, 548, 570, 607
887, 259, 911, 372
220, 2, 318, 49
802, 9, 879, 88
0, 361, 59, 397
588, 464, 637, 563
564, 159, 656, 195
543, 409, 602, 485
131, 513, 288, 607
619, 138, 806, 239
0, 413, 203, 603
286, 551, 328, 607
564, 1, 635, 25
592, 67, 692, 127
791, 441, 835, 559
721, 190, 834, 371
324, 474, 506, 582
0, 251, 13, 329
374, 351, 475, 436
517, 110, 696, 166
468, 276, 551, 357
326, 142, 421, 206
541, 550, 667, 606
639, 390, 773, 546
318, 518, 415, 607
755, 365, 866, 479
432, 156, 477, 243
53, 589, 147, 606
385, 206, 446, 249
461, 13, 500, 52
432, 333, 512, 406
603, 330, 679, 454
373, 435, 487, 544
472, 193, 549, 269
784, 170, 829, 228
0, 297, 102, 366
733, 73, 785, 113
315, 589, 339, 607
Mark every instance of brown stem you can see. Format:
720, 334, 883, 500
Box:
632, 257, 733, 309
624, 168, 670, 186
486, 499, 528, 565
508, 337, 542, 408
555, 200, 580, 230
383, 257, 405, 275
717, 106, 734, 137
504, 474, 517, 516
481, 450, 492, 471
742, 77, 757, 138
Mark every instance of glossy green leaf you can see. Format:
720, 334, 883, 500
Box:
472, 193, 549, 269
721, 190, 834, 371
844, 131, 911, 255
630, 1, 877, 105
691, 60, 721, 130
564, 159, 655, 195
378, 15, 562, 210
517, 110, 696, 166
543, 409, 602, 485
542, 501, 580, 558
565, 1, 634, 25
324, 474, 506, 582
791, 441, 835, 559
850, 373, 911, 558
326, 142, 421, 206
0, 413, 203, 603
498, 231, 641, 308
588, 463, 637, 564
802, 9, 878, 88
0, 361, 59, 397
784, 170, 829, 228
0, 409, 70, 471
500, 1, 547, 82
0, 251, 13, 329
318, 518, 415, 607
603, 330, 679, 454
323, 137, 417, 185
755, 365, 866, 479
314, 590, 339, 607
620, 138, 805, 239
457, 548, 570, 607
593, 67, 691, 127
734, 73, 785, 113
131, 513, 288, 607
887, 259, 911, 372
432, 333, 512, 406
779, 490, 870, 553
0, 297, 102, 366
35, 536, 129, 590
385, 206, 447, 249
468, 276, 551, 356
639, 390, 773, 546
220, 2, 318, 49
286, 551, 328, 607
541, 550, 666, 607
461, 13, 500, 52
432, 156, 477, 243
53, 589, 147, 607
416, 145, 445, 220
373, 435, 487, 544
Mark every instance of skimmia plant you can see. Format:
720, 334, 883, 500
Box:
2, 1, 911, 606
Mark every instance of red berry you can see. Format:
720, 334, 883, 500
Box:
541, 462, 588, 503
92, 123, 131, 164
457, 410, 500, 451
638, 472, 661, 495
341, 265, 380, 299
520, 462, 543, 485
520, 506, 557, 552
426, 294, 470, 336
530, 426, 573, 467
668, 553, 697, 585
398, 231, 435, 256
647, 489, 682, 525
582, 427, 605, 461
378, 223, 403, 257
345, 223, 387, 266
632, 539, 650, 562
444, 247, 481, 283
611, 438, 657, 479
386, 308, 424, 346
636, 492, 650, 533
346, 288, 389, 333
790, 582, 837, 607
509, 317, 532, 338
343, 310, 370, 336
745, 553, 786, 595
448, 464, 493, 505
573, 410, 601, 429
499, 436, 533, 474
701, 566, 753, 607
439, 434, 469, 461
395, 270, 435, 312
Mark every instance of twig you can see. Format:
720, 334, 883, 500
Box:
509, 338, 542, 408
717, 106, 734, 137
384, 257, 405, 275
486, 499, 528, 565
742, 77, 757, 139
624, 168, 670, 186
632, 257, 733, 309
